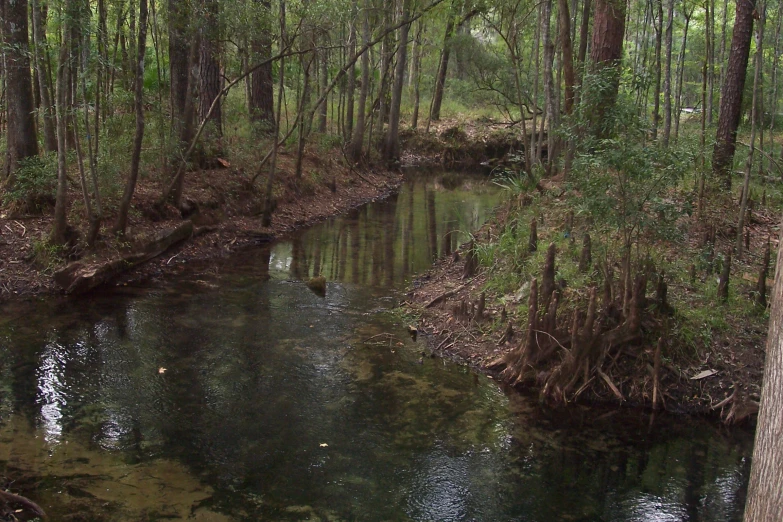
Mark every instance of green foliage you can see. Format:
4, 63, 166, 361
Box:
564, 79, 689, 249
4, 153, 58, 212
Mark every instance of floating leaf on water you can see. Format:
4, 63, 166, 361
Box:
158, 367, 167, 374
319, 443, 328, 448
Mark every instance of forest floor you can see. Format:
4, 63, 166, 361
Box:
0, 148, 402, 300
403, 174, 775, 424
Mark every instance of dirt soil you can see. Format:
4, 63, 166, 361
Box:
0, 149, 402, 300
405, 182, 772, 424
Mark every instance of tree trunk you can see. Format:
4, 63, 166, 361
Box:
712, 0, 756, 189
590, 0, 627, 136
249, 0, 274, 132
541, 0, 556, 171
349, 0, 370, 162
558, 0, 575, 114
169, 0, 190, 142
1, 0, 39, 181
114, 0, 148, 236
736, 3, 764, 256
344, 0, 357, 140
383, 0, 411, 163
51, 8, 71, 245
31, 0, 57, 153
707, 0, 715, 124
198, 0, 223, 156
262, 0, 285, 227
673, 6, 693, 141
652, 0, 663, 139
317, 38, 328, 133
745, 223, 783, 521
661, 0, 674, 146
410, 19, 423, 128
429, 12, 455, 122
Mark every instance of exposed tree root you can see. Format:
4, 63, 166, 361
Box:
488, 245, 668, 406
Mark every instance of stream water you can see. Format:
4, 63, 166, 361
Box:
0, 171, 753, 521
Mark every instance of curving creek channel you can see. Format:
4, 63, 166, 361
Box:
0, 171, 754, 521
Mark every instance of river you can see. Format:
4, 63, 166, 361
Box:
0, 171, 752, 521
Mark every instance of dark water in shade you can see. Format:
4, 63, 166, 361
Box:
0, 172, 752, 521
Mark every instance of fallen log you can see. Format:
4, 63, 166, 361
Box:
54, 221, 194, 295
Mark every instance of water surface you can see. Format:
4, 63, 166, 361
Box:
0, 172, 752, 521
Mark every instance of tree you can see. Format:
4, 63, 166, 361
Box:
712, 0, 756, 189
30, 0, 57, 153
114, 0, 149, 235
348, 0, 370, 162
198, 0, 223, 158
429, 7, 456, 122
589, 0, 627, 136
383, 0, 412, 163
249, 0, 275, 130
745, 227, 783, 521
1, 0, 40, 182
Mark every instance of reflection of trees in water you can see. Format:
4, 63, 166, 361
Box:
383, 194, 399, 286
426, 187, 438, 262
402, 181, 414, 275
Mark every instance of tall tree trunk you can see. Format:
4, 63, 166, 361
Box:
377, 8, 393, 133
674, 6, 693, 141
384, 0, 411, 163
652, 0, 663, 139
349, 0, 370, 162
712, 0, 756, 189
31, 0, 57, 153
1, 0, 39, 182
249, 0, 274, 131
410, 19, 423, 128
344, 0, 357, 140
736, 3, 764, 256
745, 221, 783, 521
558, 0, 575, 114
718, 0, 729, 92
198, 0, 223, 158
169, 0, 190, 141
114, 0, 148, 235
707, 0, 715, 124
294, 53, 313, 178
590, 0, 627, 137
541, 0, 556, 171
51, 6, 71, 245
317, 38, 328, 133
429, 11, 455, 122
263, 0, 286, 227
661, 0, 674, 146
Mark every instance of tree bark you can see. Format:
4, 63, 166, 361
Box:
429, 11, 455, 122
1, 0, 40, 181
51, 4, 71, 245
249, 0, 275, 131
558, 0, 575, 114
736, 3, 764, 256
30, 0, 57, 153
652, 0, 663, 139
384, 0, 411, 163
590, 0, 627, 136
344, 0, 357, 139
712, 0, 756, 189
114, 0, 148, 235
661, 0, 674, 146
349, 0, 370, 162
198, 0, 223, 154
745, 222, 783, 521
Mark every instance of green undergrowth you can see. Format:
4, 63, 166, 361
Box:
474, 167, 769, 369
